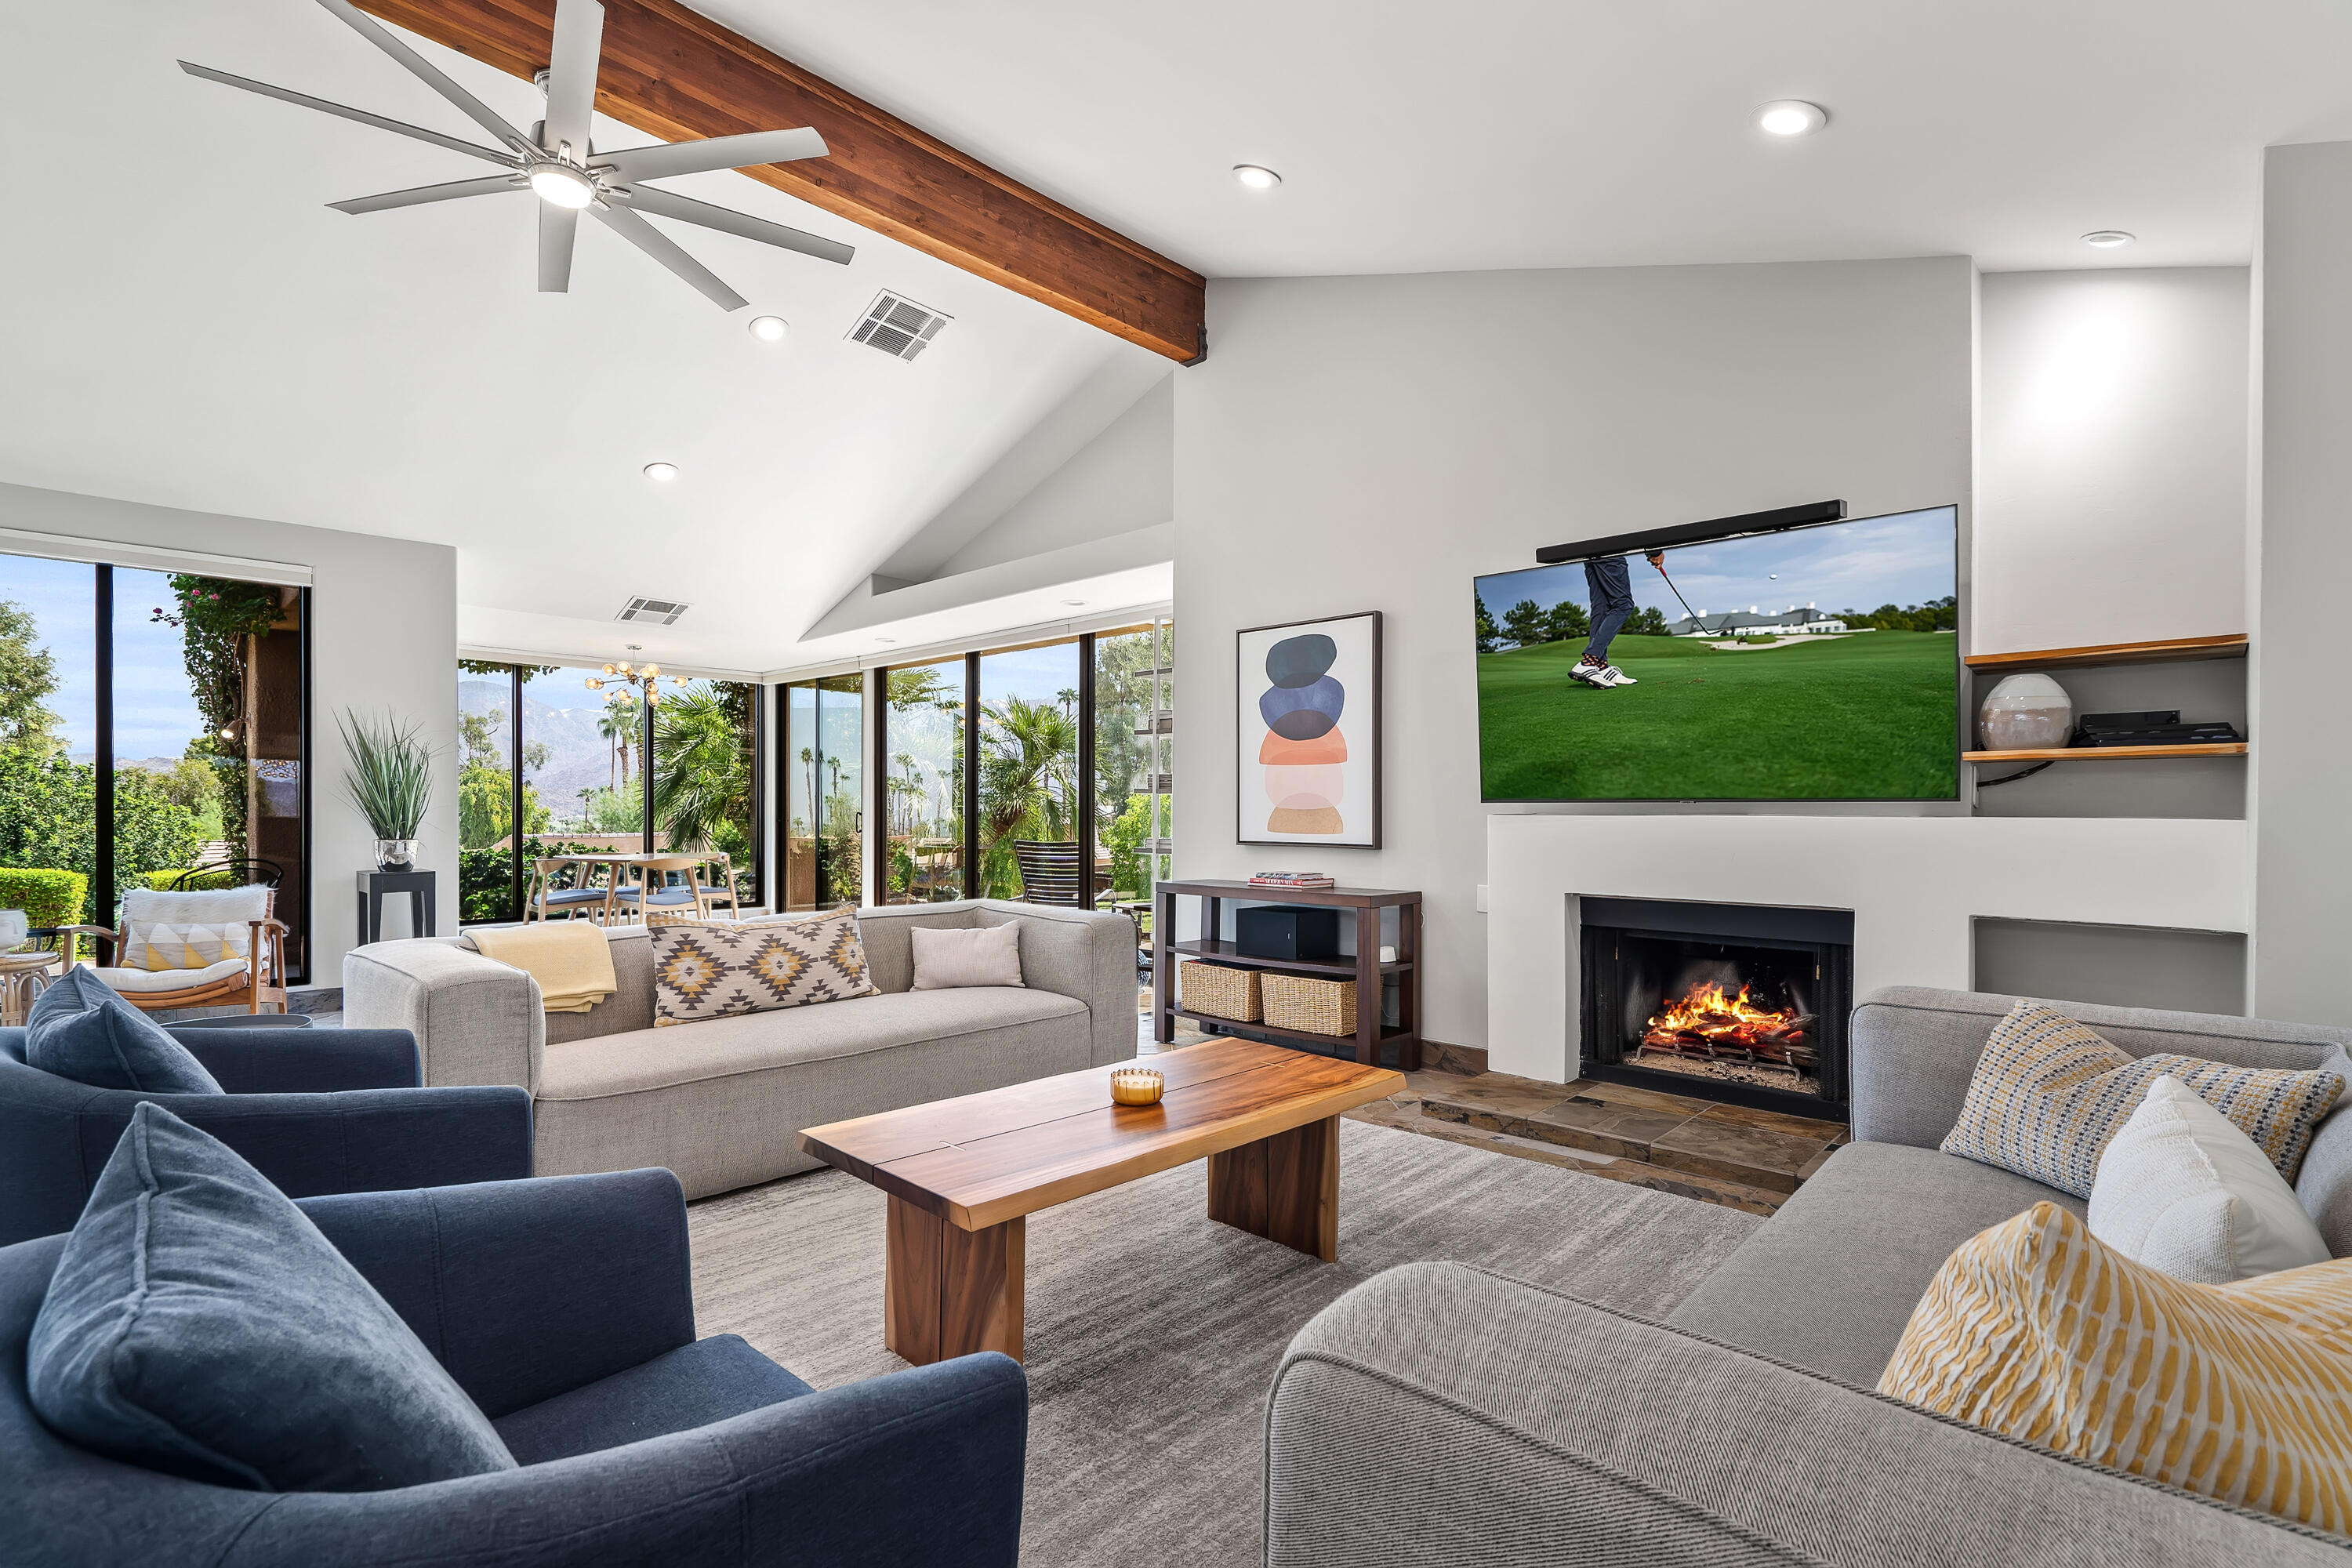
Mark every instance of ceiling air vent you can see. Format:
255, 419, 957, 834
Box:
615, 597, 689, 626
849, 291, 951, 361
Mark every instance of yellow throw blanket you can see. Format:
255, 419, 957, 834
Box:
471, 922, 617, 1014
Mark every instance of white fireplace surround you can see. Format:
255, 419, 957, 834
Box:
1485, 815, 2250, 1084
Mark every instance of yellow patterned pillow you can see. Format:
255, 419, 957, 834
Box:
1882, 1203, 2352, 1530
121, 920, 252, 972
1940, 1000, 2344, 1196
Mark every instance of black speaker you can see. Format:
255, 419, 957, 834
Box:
1236, 905, 1340, 963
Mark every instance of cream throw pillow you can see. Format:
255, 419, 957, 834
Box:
1939, 1000, 2346, 1196
909, 923, 1023, 990
1882, 1203, 2352, 1530
2089, 1075, 2331, 1283
122, 921, 252, 972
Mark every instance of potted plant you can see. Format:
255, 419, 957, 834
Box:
338, 712, 435, 870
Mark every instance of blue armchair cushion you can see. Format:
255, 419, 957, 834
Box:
25, 967, 221, 1094
27, 1103, 516, 1493
492, 1333, 812, 1465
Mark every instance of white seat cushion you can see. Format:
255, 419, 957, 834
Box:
85, 958, 252, 994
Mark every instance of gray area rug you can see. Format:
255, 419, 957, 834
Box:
689, 1118, 1760, 1566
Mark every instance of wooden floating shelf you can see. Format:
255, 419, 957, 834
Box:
1170, 938, 1411, 976
1964, 633, 2248, 671
1964, 743, 2249, 764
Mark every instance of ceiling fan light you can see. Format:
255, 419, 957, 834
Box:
528, 163, 596, 209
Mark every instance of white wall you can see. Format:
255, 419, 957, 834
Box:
1175, 258, 1974, 1054
0, 482, 459, 982
2252, 142, 2352, 1022
938, 375, 1172, 577
1976, 268, 2250, 655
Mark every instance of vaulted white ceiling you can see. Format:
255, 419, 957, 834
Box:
4, 0, 2348, 674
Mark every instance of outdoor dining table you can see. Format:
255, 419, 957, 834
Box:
530, 851, 744, 924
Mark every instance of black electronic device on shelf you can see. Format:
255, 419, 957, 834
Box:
2074, 710, 2244, 748
1235, 905, 1341, 963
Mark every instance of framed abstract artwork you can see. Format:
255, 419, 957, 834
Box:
1236, 611, 1381, 848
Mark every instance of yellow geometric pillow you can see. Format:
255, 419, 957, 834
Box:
1881, 1202, 2352, 1530
121, 920, 252, 972
1940, 1000, 2345, 1196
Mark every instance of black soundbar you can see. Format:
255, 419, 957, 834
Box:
1535, 499, 1848, 565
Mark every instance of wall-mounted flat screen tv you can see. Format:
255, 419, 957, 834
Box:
1474, 504, 1959, 801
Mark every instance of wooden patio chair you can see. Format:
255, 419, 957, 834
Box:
524, 858, 615, 924
53, 884, 289, 1014
608, 855, 717, 927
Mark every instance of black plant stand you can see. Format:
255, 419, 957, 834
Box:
357, 869, 437, 943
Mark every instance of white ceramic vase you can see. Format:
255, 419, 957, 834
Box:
1978, 673, 2074, 750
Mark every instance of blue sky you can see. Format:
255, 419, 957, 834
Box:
2, 555, 210, 762
1474, 506, 1958, 625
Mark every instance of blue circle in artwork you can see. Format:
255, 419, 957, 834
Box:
1265, 634, 1338, 689
1260, 674, 1344, 739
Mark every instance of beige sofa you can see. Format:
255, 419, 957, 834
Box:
343, 901, 1138, 1198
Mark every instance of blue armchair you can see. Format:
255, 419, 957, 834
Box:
0, 1023, 532, 1246
0, 1168, 1029, 1565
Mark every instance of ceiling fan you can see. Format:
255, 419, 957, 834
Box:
181, 0, 855, 310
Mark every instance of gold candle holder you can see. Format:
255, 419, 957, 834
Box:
1109, 1067, 1164, 1106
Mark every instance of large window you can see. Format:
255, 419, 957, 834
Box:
976, 641, 1081, 899
781, 676, 861, 909
868, 619, 1173, 911
459, 659, 762, 924
880, 660, 964, 904
1, 554, 310, 974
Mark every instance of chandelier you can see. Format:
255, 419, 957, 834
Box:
586, 645, 687, 706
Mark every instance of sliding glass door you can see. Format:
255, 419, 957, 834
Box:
0, 554, 310, 975
780, 675, 860, 910
880, 659, 965, 903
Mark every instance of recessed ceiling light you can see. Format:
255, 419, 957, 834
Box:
1755, 100, 1828, 138
527, 162, 597, 209
1063, 598, 1087, 607
643, 462, 678, 482
748, 314, 789, 342
1232, 165, 1282, 191
2082, 230, 2136, 249
875, 636, 897, 644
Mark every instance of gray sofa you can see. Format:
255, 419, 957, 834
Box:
344, 901, 1137, 1199
1267, 986, 2352, 1566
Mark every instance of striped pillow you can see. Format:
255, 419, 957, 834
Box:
1881, 1202, 2352, 1530
1939, 1001, 2344, 1196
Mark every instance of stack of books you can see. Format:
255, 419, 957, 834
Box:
1248, 871, 1336, 890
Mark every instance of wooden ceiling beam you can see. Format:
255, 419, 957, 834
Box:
352, 0, 1205, 362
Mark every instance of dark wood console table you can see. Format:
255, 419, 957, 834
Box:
1152, 879, 1422, 1071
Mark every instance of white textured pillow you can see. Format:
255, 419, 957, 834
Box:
909, 923, 1023, 991
2089, 1074, 2330, 1283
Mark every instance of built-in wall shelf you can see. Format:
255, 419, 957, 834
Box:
1963, 743, 2248, 764
1963, 633, 2248, 672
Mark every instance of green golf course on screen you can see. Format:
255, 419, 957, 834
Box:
1474, 506, 1960, 801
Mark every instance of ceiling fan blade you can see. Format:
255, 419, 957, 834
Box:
329, 174, 524, 215
590, 202, 747, 310
312, 0, 528, 151
608, 186, 855, 266
539, 0, 605, 157
180, 62, 517, 165
539, 201, 579, 292
593, 128, 828, 184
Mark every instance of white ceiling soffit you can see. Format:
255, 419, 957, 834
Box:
699, 0, 2352, 275
0, 0, 1164, 674
0, 525, 314, 588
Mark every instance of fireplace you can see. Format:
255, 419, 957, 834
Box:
1579, 897, 1853, 1119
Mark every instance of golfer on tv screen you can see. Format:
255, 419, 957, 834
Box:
1569, 551, 1664, 689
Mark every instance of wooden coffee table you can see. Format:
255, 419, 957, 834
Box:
797, 1037, 1405, 1366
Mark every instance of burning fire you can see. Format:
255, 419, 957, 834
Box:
1642, 981, 1812, 1066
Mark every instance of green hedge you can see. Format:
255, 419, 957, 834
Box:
138, 868, 237, 892
0, 867, 89, 938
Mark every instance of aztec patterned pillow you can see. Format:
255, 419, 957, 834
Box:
1881, 1202, 2352, 1531
121, 921, 252, 972
1939, 1000, 2345, 1196
648, 909, 877, 1027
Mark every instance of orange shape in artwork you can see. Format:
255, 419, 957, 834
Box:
1260, 727, 1348, 766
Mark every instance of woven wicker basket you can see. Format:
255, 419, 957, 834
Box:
1179, 960, 1262, 1022
1261, 973, 1357, 1036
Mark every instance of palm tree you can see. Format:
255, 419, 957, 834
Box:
978, 695, 1077, 893
650, 686, 749, 853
